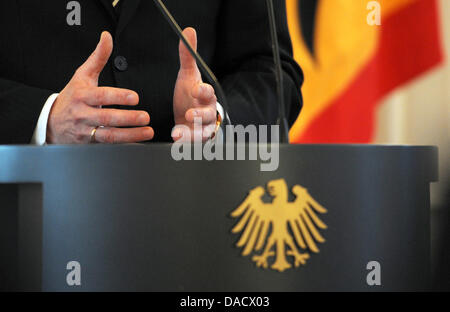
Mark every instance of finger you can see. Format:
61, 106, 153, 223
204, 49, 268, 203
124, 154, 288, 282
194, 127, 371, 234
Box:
202, 123, 218, 141
78, 87, 139, 107
185, 107, 217, 125
87, 108, 150, 127
77, 31, 113, 81
191, 83, 217, 105
179, 27, 198, 72
172, 124, 217, 143
172, 125, 191, 143
172, 125, 203, 143
95, 126, 154, 144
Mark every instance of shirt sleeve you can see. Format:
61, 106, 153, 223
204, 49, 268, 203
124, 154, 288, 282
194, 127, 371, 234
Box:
31, 93, 59, 145
216, 102, 226, 122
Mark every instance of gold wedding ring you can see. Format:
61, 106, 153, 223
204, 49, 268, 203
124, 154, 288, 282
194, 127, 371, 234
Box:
90, 126, 100, 144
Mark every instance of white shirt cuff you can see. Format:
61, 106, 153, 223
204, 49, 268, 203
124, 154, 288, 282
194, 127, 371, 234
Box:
216, 102, 231, 123
216, 102, 224, 121
31, 93, 59, 145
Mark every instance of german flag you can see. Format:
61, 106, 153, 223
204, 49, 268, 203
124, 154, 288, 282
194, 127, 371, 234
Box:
287, 0, 443, 143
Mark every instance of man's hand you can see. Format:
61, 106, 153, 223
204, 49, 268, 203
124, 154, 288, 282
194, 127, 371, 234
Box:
47, 32, 154, 144
172, 28, 218, 143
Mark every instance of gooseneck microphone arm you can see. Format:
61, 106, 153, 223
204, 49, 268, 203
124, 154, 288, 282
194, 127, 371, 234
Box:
152, 0, 232, 126
266, 0, 290, 143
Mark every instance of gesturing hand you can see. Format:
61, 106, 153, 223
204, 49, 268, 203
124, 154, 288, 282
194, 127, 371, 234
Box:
172, 28, 218, 143
47, 32, 154, 144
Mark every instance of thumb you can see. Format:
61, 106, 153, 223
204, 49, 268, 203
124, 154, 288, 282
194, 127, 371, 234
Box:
179, 27, 198, 73
78, 31, 113, 81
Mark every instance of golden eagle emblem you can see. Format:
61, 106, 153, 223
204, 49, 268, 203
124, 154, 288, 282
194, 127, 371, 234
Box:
231, 179, 327, 272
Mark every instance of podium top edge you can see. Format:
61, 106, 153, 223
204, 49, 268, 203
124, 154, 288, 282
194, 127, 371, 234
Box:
0, 144, 439, 183
0, 144, 439, 160
0, 143, 440, 150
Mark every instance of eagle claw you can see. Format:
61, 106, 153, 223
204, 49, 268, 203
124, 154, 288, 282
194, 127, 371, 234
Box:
287, 250, 310, 267
252, 252, 275, 269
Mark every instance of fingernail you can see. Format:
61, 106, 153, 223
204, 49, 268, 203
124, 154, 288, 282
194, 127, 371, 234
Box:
144, 128, 153, 137
193, 110, 199, 117
172, 129, 181, 138
138, 113, 148, 124
127, 94, 136, 102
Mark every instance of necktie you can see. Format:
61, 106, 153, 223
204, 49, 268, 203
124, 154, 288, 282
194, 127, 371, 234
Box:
112, 0, 120, 8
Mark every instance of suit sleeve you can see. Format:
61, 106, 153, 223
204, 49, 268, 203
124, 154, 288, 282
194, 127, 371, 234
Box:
213, 0, 303, 127
0, 78, 54, 144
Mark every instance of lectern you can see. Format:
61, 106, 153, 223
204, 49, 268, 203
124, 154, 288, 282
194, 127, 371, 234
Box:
0, 144, 438, 291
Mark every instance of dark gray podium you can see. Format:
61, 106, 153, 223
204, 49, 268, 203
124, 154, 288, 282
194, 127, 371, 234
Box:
0, 144, 438, 291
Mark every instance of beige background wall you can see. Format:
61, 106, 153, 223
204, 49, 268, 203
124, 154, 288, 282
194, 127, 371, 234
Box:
375, 0, 450, 207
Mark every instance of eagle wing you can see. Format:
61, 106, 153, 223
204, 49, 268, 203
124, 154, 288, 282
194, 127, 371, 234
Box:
287, 187, 328, 253
231, 187, 271, 256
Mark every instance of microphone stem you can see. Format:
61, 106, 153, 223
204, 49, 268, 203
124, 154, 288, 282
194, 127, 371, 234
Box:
153, 0, 232, 126
266, 0, 290, 143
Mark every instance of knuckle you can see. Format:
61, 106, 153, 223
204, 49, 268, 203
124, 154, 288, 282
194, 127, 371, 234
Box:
99, 112, 111, 126
118, 91, 128, 104
132, 112, 142, 124
104, 129, 116, 144
202, 84, 213, 97
74, 128, 85, 142
95, 88, 107, 104
72, 110, 84, 125
206, 84, 214, 95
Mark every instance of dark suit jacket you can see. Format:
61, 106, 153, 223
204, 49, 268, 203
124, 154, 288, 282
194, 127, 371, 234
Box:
0, 0, 303, 144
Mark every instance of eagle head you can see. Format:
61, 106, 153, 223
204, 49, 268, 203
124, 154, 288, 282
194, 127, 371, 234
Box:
267, 179, 288, 200
292, 185, 308, 197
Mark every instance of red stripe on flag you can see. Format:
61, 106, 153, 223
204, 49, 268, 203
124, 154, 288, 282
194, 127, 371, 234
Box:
295, 0, 443, 144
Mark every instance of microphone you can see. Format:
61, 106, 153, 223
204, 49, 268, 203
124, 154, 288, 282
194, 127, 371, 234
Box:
153, 0, 290, 143
152, 0, 232, 127
265, 0, 290, 143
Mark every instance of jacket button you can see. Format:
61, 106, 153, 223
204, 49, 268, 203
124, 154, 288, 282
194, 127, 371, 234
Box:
114, 56, 128, 72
